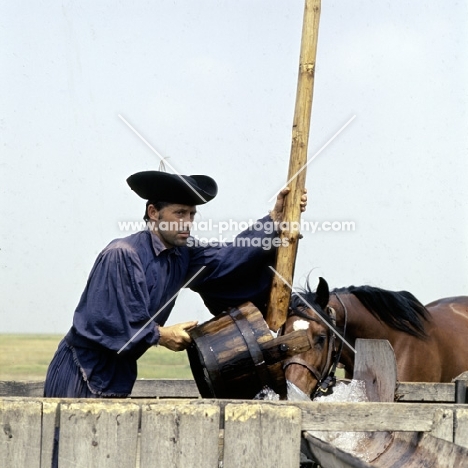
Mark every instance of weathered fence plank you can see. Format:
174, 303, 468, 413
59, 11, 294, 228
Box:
223, 403, 301, 468
0, 380, 44, 397
0, 379, 202, 398
299, 402, 454, 432
0, 399, 42, 468
396, 382, 455, 402
131, 379, 200, 398
58, 402, 139, 468
454, 407, 468, 449
430, 408, 454, 442
140, 402, 220, 468
41, 400, 60, 468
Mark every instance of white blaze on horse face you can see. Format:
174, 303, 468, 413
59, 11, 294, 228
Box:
293, 319, 310, 331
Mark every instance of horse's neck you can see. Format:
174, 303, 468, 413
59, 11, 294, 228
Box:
332, 293, 389, 373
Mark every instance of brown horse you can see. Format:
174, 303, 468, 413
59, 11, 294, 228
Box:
283, 277, 468, 397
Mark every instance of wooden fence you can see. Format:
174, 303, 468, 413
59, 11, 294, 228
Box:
1, 385, 468, 467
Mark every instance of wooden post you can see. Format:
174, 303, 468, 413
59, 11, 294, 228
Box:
140, 403, 220, 468
58, 402, 140, 468
223, 403, 302, 468
0, 400, 42, 468
454, 371, 468, 403
266, 0, 321, 331
353, 339, 397, 403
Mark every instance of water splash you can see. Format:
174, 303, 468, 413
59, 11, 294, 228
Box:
314, 379, 368, 403
253, 386, 280, 401
311, 380, 374, 460
287, 379, 377, 462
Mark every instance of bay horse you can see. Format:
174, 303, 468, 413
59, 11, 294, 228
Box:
283, 277, 468, 398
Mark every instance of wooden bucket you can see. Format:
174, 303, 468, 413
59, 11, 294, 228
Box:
187, 302, 311, 399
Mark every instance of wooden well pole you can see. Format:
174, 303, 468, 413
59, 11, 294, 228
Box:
266, 0, 321, 331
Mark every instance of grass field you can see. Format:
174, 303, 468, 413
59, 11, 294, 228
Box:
0, 334, 194, 381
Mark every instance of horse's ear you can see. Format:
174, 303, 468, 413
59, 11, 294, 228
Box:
316, 277, 330, 309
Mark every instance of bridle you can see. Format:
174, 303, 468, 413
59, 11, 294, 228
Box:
282, 293, 348, 399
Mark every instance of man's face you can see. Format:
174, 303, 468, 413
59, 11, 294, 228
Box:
148, 203, 197, 248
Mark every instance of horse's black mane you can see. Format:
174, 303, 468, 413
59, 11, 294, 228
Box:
291, 283, 430, 339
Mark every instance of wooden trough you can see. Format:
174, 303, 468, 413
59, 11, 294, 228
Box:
1, 340, 468, 468
300, 340, 468, 468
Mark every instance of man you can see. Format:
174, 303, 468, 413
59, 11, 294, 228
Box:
44, 170, 306, 398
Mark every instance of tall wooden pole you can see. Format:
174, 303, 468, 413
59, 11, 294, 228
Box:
266, 0, 321, 331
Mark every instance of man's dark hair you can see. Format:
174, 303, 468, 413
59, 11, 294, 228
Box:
144, 201, 171, 221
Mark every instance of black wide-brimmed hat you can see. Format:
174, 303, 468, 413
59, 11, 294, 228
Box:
127, 171, 218, 205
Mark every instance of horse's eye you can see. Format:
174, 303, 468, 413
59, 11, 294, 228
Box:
315, 335, 327, 347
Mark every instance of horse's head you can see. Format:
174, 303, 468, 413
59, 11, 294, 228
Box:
283, 277, 339, 398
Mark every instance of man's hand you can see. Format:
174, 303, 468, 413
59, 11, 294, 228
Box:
269, 187, 308, 223
158, 320, 198, 351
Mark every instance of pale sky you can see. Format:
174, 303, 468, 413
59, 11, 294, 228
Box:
1, 1, 467, 333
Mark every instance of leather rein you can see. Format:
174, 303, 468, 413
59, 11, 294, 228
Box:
282, 293, 348, 398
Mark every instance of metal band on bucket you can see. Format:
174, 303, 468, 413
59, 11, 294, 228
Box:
230, 307, 273, 391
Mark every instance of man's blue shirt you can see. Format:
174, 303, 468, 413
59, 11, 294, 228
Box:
64, 215, 277, 396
